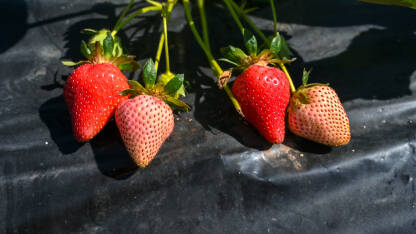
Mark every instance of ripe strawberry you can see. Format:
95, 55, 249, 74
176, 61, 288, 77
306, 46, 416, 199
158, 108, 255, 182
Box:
287, 70, 350, 146
220, 30, 294, 143
232, 64, 290, 143
64, 63, 129, 142
62, 30, 140, 142
115, 95, 174, 167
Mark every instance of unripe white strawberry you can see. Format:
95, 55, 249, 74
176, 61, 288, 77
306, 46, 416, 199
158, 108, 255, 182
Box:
115, 95, 174, 167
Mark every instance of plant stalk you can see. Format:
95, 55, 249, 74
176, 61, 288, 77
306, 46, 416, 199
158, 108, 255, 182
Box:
182, 0, 242, 115
113, 6, 161, 34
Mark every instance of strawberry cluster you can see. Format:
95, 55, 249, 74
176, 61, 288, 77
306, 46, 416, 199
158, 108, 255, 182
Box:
220, 31, 351, 146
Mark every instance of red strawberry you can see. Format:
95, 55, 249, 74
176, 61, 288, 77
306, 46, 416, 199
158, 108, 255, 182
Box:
64, 63, 129, 142
287, 71, 350, 146
115, 95, 174, 167
220, 30, 295, 143
62, 30, 140, 142
232, 64, 290, 143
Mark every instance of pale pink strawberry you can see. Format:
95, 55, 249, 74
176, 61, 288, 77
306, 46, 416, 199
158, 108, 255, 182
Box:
287, 85, 350, 146
115, 95, 174, 167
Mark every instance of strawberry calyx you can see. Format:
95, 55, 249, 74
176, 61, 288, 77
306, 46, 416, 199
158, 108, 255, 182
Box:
120, 59, 191, 112
291, 69, 329, 107
220, 29, 295, 72
62, 30, 140, 72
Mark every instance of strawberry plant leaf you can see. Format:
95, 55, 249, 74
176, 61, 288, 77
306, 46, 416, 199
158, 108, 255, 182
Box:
243, 29, 257, 56
103, 32, 114, 59
165, 74, 184, 94
143, 59, 157, 89
80, 40, 92, 59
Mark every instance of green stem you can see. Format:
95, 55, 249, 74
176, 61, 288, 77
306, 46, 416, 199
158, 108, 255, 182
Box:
162, 13, 170, 74
229, 0, 270, 46
279, 63, 296, 93
154, 34, 165, 72
198, 0, 211, 51
114, 0, 135, 32
182, 0, 242, 114
222, 0, 244, 35
113, 6, 161, 34
270, 0, 278, 35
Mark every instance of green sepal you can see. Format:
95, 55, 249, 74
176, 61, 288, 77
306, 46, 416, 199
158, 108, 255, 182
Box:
243, 29, 257, 56
128, 80, 146, 92
295, 91, 310, 105
220, 46, 248, 64
279, 37, 293, 58
142, 59, 157, 89
269, 57, 296, 65
61, 60, 87, 66
270, 33, 293, 58
270, 33, 282, 55
302, 68, 312, 86
218, 58, 239, 67
164, 96, 191, 112
118, 60, 141, 72
164, 74, 184, 95
80, 40, 92, 59
120, 89, 140, 97
103, 32, 114, 59
80, 28, 98, 35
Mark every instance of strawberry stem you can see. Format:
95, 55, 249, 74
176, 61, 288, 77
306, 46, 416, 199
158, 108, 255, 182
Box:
113, 5, 162, 34
114, 0, 135, 33
154, 34, 165, 72
182, 0, 243, 115
222, 0, 244, 35
270, 0, 278, 36
155, 2, 176, 73
228, 0, 270, 46
162, 7, 171, 74
198, 0, 211, 51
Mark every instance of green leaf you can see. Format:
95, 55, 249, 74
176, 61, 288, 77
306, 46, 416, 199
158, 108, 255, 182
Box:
243, 29, 257, 56
142, 59, 157, 88
164, 74, 184, 94
103, 32, 114, 58
360, 0, 416, 9
270, 33, 282, 55
302, 68, 312, 86
220, 46, 248, 64
80, 40, 92, 59
61, 60, 87, 66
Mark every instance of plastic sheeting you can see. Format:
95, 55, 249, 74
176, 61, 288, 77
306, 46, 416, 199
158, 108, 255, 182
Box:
1, 0, 416, 233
